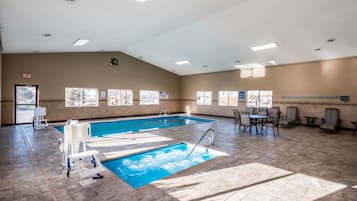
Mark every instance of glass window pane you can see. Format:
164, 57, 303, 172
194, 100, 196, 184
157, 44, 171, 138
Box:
204, 91, 212, 105
16, 86, 36, 104
228, 91, 239, 106
259, 90, 272, 108
247, 90, 260, 107
218, 91, 228, 106
140, 90, 159, 105
108, 89, 133, 106
65, 88, 98, 107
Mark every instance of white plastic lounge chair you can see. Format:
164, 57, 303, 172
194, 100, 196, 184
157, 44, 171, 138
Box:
60, 121, 104, 179
33, 107, 48, 129
320, 108, 340, 133
280, 106, 298, 127
239, 113, 251, 133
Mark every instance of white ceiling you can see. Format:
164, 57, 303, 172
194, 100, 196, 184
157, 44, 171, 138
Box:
1, 0, 357, 75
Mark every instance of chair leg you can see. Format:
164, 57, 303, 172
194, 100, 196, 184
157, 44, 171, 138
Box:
276, 125, 280, 136
265, 125, 267, 135
272, 127, 275, 136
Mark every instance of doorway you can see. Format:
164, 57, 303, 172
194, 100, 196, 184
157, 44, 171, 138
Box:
15, 85, 38, 124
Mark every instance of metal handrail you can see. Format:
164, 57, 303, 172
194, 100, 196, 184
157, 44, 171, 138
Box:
186, 128, 215, 158
159, 109, 169, 116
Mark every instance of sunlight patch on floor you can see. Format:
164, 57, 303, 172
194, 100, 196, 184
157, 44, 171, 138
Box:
153, 163, 292, 200
153, 163, 346, 201
225, 173, 346, 201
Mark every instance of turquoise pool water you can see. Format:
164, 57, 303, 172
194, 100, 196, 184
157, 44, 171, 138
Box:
55, 116, 213, 137
103, 143, 221, 188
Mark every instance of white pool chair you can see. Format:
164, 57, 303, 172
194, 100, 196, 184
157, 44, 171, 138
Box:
33, 107, 48, 129
61, 122, 104, 179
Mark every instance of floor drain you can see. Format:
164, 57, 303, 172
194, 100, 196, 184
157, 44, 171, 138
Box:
196, 171, 204, 175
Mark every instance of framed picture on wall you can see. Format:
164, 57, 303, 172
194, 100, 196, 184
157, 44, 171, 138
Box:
159, 91, 169, 99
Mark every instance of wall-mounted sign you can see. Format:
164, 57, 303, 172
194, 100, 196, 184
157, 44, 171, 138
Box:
100, 91, 106, 98
239, 91, 246, 100
22, 72, 31, 79
160, 91, 169, 99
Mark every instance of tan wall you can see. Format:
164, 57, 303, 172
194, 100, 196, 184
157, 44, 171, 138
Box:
2, 52, 357, 128
1, 52, 180, 124
180, 57, 357, 128
0, 49, 2, 124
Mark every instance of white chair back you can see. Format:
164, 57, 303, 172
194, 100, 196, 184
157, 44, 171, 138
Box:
63, 122, 91, 163
240, 113, 250, 126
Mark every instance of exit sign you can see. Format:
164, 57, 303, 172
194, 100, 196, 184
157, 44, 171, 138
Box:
22, 72, 31, 79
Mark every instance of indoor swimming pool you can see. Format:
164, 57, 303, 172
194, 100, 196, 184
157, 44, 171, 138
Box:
55, 115, 213, 137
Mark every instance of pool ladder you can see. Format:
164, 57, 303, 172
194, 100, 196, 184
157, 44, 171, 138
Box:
186, 128, 215, 158
159, 109, 169, 117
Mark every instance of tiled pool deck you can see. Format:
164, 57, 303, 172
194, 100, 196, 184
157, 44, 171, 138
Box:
0, 115, 357, 200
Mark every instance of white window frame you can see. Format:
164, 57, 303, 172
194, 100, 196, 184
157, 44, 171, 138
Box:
140, 90, 160, 105
246, 90, 273, 108
218, 91, 239, 106
107, 89, 133, 106
65, 87, 98, 107
196, 91, 212, 105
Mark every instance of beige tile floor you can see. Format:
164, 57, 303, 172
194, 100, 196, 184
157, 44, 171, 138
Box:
0, 115, 357, 201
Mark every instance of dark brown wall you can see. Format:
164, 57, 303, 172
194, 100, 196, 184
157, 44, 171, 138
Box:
1, 52, 181, 124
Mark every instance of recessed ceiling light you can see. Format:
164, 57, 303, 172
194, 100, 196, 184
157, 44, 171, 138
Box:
234, 63, 265, 69
268, 60, 277, 65
251, 43, 278, 51
73, 39, 89, 46
176, 60, 190, 65
136, 0, 148, 2
42, 33, 52, 37
327, 38, 336, 43
315, 48, 321, 51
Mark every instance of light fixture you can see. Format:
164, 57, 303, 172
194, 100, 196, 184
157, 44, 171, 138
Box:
251, 43, 278, 51
327, 38, 336, 43
268, 60, 277, 65
315, 48, 321, 51
73, 39, 89, 46
176, 60, 190, 65
203, 65, 208, 68
136, 0, 148, 2
42, 33, 52, 37
234, 63, 265, 69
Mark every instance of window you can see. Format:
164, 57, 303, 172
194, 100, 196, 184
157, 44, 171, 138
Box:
108, 89, 133, 106
140, 90, 159, 105
65, 88, 98, 107
247, 90, 272, 108
196, 91, 212, 105
219, 91, 239, 106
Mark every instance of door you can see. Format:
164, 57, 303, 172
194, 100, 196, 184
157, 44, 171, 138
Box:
15, 85, 38, 124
